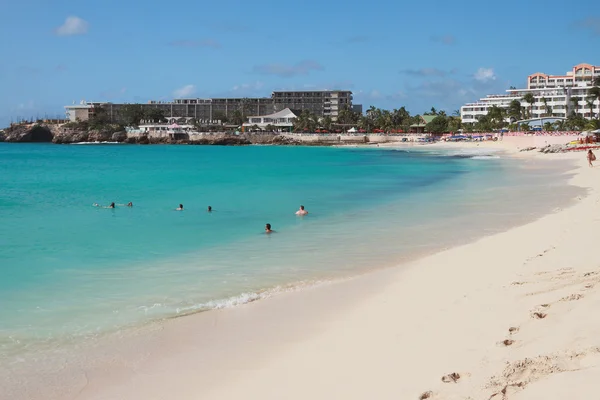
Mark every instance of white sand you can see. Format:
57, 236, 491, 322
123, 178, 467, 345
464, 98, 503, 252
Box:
4, 137, 599, 400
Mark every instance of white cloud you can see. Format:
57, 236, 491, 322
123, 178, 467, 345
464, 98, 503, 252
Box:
173, 84, 196, 98
474, 67, 496, 82
55, 16, 89, 36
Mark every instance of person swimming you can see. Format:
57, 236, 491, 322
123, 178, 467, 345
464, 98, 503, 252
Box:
207, 206, 212, 212
93, 202, 115, 209
295, 205, 308, 216
265, 223, 273, 234
175, 204, 184, 211
127, 202, 133, 207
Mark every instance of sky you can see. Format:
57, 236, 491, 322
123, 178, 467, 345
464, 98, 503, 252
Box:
0, 0, 598, 127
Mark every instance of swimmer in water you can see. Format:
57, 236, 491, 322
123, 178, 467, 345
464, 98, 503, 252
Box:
295, 205, 308, 216
127, 202, 133, 207
207, 206, 212, 212
175, 204, 184, 211
265, 223, 273, 234
93, 202, 115, 209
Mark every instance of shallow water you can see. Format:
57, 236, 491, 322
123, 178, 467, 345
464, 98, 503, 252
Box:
0, 143, 581, 357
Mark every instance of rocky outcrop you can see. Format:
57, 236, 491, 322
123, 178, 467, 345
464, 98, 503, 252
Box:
52, 125, 124, 144
0, 124, 324, 146
2, 124, 54, 142
112, 131, 128, 142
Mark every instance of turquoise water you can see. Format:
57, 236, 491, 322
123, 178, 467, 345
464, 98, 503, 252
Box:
0, 143, 579, 356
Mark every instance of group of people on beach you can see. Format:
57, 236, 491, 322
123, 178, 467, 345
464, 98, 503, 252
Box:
93, 202, 309, 233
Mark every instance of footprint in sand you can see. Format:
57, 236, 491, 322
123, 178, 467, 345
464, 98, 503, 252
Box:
560, 293, 584, 301
441, 372, 461, 383
532, 312, 547, 319
418, 390, 433, 399
499, 339, 515, 347
508, 327, 519, 334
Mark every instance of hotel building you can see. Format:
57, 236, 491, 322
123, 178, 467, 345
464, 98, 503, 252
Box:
65, 90, 358, 124
461, 63, 600, 124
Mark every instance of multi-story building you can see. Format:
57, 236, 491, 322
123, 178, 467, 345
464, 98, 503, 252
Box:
65, 90, 358, 123
461, 63, 600, 124
271, 90, 353, 118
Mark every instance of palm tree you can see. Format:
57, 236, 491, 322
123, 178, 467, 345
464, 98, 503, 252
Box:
553, 119, 566, 131
569, 97, 579, 117
586, 97, 595, 119
589, 86, 600, 119
522, 93, 535, 119
541, 97, 551, 117
507, 99, 522, 122
322, 116, 333, 131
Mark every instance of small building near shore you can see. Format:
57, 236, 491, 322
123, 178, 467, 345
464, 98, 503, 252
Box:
243, 108, 298, 131
410, 115, 436, 133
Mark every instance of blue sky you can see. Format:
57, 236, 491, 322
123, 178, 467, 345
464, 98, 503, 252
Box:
0, 0, 598, 126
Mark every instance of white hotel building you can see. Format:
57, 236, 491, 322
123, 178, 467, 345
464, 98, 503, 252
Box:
461, 63, 600, 124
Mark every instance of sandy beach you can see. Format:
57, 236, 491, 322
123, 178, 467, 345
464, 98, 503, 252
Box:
4, 136, 600, 400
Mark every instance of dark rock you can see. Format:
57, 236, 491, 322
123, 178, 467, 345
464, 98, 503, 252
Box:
111, 131, 128, 142
3, 124, 54, 142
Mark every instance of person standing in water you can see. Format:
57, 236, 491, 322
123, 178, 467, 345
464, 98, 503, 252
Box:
587, 149, 596, 167
295, 205, 308, 216
265, 223, 273, 234
207, 206, 212, 212
175, 204, 184, 211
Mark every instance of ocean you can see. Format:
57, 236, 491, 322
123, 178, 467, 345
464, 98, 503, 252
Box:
0, 143, 581, 358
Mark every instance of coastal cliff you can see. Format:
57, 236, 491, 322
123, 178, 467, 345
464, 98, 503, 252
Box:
0, 123, 376, 146
0, 124, 310, 145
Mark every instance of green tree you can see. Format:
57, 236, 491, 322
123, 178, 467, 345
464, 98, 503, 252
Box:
589, 87, 600, 118
230, 110, 246, 126
541, 97, 551, 117
425, 115, 448, 133
321, 116, 333, 131
487, 106, 506, 129
566, 113, 586, 130
474, 115, 493, 132
212, 111, 228, 124
553, 119, 567, 131
424, 107, 438, 116
88, 106, 110, 129
522, 93, 535, 119
543, 121, 554, 131
293, 110, 318, 132
507, 99, 523, 122
586, 97, 595, 119
120, 104, 145, 126
143, 107, 166, 123
569, 97, 579, 117
337, 106, 360, 125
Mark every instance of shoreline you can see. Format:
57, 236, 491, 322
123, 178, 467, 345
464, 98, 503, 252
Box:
3, 138, 597, 399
